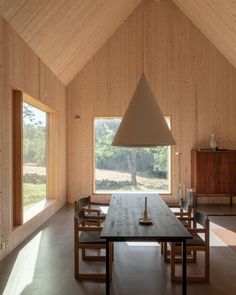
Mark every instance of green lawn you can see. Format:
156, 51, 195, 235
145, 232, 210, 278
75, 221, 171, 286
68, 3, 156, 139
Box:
23, 182, 46, 208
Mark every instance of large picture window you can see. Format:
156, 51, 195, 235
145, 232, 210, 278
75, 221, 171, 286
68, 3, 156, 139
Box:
23, 102, 48, 213
12, 90, 52, 226
94, 118, 171, 193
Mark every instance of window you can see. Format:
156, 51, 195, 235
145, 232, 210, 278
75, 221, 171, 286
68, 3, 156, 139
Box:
12, 91, 53, 226
94, 118, 171, 194
23, 102, 48, 212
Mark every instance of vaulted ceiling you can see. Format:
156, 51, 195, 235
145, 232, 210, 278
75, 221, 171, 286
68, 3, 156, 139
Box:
0, 0, 236, 85
173, 0, 236, 73
0, 0, 141, 85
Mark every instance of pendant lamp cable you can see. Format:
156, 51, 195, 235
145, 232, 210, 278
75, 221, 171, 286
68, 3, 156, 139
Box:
141, 4, 144, 74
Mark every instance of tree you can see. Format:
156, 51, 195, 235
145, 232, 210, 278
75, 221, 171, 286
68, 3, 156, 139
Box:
95, 118, 169, 188
127, 150, 137, 186
23, 103, 47, 167
153, 146, 168, 178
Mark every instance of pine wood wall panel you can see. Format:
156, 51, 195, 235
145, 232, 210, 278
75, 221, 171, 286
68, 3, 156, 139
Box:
173, 0, 236, 73
0, 0, 28, 20
0, 0, 142, 85
9, 27, 40, 100
67, 0, 236, 204
0, 15, 5, 247
0, 16, 66, 261
0, 15, 11, 259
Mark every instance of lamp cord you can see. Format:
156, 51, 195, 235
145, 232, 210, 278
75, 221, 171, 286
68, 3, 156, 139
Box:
141, 2, 144, 74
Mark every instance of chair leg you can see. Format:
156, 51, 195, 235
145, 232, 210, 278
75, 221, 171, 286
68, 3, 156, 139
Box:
82, 248, 86, 260
163, 242, 170, 262
170, 242, 176, 281
112, 242, 114, 261
171, 246, 210, 282
109, 243, 113, 280
75, 247, 79, 279
160, 242, 163, 255
205, 247, 210, 281
192, 250, 197, 263
76, 247, 107, 281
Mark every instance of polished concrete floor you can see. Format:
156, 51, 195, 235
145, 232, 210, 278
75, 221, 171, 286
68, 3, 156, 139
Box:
0, 205, 236, 295
197, 204, 236, 216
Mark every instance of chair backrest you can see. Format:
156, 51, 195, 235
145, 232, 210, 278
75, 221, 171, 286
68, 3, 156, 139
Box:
193, 211, 210, 245
74, 209, 101, 234
194, 211, 209, 228
75, 210, 86, 224
74, 196, 91, 211
179, 198, 192, 216
180, 199, 189, 211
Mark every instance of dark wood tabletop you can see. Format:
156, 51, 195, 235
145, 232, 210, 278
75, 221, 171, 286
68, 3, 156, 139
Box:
101, 193, 192, 241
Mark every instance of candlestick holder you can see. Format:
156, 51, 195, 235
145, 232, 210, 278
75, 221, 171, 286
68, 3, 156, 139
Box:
139, 196, 153, 224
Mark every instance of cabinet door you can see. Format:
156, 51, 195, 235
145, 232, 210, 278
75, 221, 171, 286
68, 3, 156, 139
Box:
215, 152, 230, 194
195, 152, 216, 193
193, 151, 236, 194
229, 153, 236, 193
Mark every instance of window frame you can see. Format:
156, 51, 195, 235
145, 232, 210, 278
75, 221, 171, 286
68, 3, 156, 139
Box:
92, 116, 172, 195
12, 90, 56, 227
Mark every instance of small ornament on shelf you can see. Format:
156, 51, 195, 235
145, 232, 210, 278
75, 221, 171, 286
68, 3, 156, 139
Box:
210, 132, 218, 151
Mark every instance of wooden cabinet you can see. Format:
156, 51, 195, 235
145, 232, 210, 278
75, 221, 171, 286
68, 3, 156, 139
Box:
191, 150, 236, 205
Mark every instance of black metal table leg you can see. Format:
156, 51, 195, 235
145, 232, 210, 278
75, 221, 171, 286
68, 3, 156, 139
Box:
106, 240, 110, 295
182, 240, 187, 295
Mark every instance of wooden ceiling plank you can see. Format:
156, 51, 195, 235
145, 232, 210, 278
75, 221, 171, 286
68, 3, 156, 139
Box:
0, 0, 28, 21
55, 0, 142, 83
0, 0, 142, 84
173, 0, 236, 71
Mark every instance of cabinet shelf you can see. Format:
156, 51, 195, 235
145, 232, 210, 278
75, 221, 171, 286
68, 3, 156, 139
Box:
191, 149, 236, 206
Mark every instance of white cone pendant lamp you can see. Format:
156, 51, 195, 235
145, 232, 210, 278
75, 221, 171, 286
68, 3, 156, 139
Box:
112, 73, 176, 147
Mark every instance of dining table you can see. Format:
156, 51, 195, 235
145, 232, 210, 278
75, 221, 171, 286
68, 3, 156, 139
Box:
100, 193, 192, 295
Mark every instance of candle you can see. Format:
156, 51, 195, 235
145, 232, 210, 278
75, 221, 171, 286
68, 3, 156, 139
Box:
145, 197, 147, 211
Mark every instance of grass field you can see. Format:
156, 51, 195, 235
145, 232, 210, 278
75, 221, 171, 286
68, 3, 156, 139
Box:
23, 183, 46, 208
95, 169, 169, 192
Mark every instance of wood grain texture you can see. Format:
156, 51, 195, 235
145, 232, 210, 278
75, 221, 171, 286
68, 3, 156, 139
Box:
173, 0, 236, 74
67, 0, 236, 204
0, 0, 141, 85
1, 0, 236, 84
0, 16, 9, 248
12, 90, 23, 226
191, 150, 236, 205
101, 194, 191, 240
0, 16, 66, 261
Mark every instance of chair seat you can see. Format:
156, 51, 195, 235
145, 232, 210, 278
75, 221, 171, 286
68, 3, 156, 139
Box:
181, 220, 189, 227
187, 233, 205, 246
80, 231, 105, 244
85, 213, 106, 219
172, 233, 205, 247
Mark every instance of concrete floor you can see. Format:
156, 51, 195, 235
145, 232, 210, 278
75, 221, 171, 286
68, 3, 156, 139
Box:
0, 205, 236, 295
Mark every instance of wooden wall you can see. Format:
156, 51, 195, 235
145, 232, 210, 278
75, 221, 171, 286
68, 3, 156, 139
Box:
0, 16, 66, 261
67, 0, 236, 204
0, 0, 142, 85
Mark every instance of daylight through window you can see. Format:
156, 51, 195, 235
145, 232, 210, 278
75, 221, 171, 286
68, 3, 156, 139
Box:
94, 118, 171, 193
23, 102, 48, 213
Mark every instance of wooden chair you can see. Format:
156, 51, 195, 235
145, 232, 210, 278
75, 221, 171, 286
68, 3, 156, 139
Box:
169, 198, 192, 225
170, 211, 210, 282
161, 199, 192, 261
75, 196, 111, 261
74, 196, 109, 225
74, 210, 113, 280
